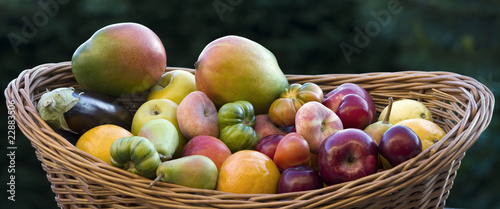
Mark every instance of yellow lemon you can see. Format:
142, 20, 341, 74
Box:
395, 118, 446, 151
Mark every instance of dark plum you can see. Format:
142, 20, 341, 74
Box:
255, 134, 284, 159
278, 165, 323, 193
379, 125, 422, 167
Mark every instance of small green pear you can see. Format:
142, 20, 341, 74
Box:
148, 155, 218, 190
138, 118, 179, 161
364, 97, 394, 145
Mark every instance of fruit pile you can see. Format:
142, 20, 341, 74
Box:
37, 22, 447, 194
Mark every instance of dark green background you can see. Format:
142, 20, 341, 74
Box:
1, 1, 498, 208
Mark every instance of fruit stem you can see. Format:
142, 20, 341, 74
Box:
348, 155, 357, 163
126, 161, 136, 170
160, 154, 172, 162
148, 173, 164, 189
383, 97, 393, 124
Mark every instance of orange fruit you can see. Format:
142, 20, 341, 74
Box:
217, 150, 281, 194
75, 124, 133, 164
395, 118, 446, 151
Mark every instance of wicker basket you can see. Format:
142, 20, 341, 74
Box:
4, 61, 494, 209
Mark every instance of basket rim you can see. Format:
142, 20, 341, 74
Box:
4, 61, 495, 208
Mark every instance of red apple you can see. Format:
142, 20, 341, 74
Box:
336, 94, 373, 129
318, 128, 378, 185
254, 114, 288, 139
255, 134, 284, 159
278, 165, 323, 193
323, 83, 377, 123
295, 101, 343, 154
273, 133, 311, 171
378, 125, 422, 167
177, 91, 219, 139
181, 135, 231, 171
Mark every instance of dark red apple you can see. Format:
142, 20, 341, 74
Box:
323, 83, 377, 123
278, 165, 323, 193
378, 125, 422, 167
274, 132, 311, 171
255, 134, 284, 159
336, 94, 373, 129
318, 128, 378, 186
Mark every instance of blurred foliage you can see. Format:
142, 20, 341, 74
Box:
1, 0, 499, 208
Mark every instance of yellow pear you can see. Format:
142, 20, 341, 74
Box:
378, 99, 432, 125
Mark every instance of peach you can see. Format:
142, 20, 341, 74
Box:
177, 91, 219, 139
295, 101, 343, 154
254, 114, 288, 139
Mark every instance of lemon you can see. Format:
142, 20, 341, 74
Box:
395, 118, 446, 151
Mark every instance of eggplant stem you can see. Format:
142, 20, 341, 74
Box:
148, 173, 164, 189
43, 99, 52, 108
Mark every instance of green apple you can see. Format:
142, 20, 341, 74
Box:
131, 99, 187, 158
138, 118, 179, 161
146, 70, 197, 105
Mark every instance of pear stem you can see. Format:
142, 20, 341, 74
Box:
160, 154, 172, 162
383, 97, 393, 124
148, 173, 164, 189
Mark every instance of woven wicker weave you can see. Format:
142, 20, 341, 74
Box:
4, 61, 494, 209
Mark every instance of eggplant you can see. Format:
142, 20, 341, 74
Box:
57, 129, 81, 145
37, 87, 133, 144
